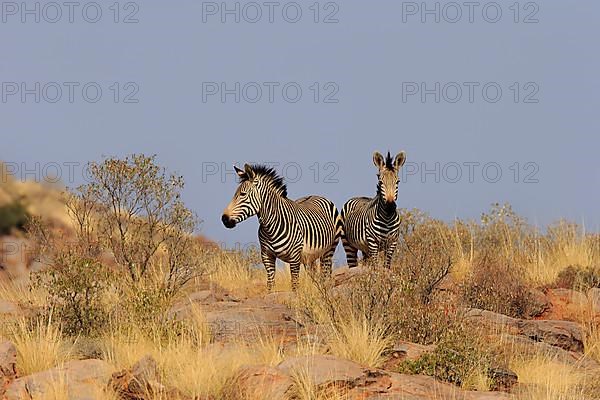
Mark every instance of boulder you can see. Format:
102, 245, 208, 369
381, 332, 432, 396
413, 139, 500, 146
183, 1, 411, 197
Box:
201, 297, 304, 342
541, 288, 588, 321
526, 288, 551, 318
466, 309, 584, 353
500, 334, 599, 369
0, 340, 17, 397
227, 365, 292, 400
367, 373, 514, 400
5, 359, 114, 400
109, 355, 191, 400
517, 319, 584, 353
278, 354, 367, 388
331, 266, 367, 287
0, 299, 22, 316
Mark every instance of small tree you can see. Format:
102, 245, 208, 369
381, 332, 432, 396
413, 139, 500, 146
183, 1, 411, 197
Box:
80, 154, 202, 294
31, 154, 205, 334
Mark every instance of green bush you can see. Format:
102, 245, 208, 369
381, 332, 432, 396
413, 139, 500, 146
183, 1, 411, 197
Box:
28, 154, 207, 337
37, 254, 113, 336
397, 324, 496, 387
0, 200, 29, 235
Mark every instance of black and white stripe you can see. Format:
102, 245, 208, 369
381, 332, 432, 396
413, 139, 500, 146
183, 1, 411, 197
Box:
222, 164, 342, 290
341, 151, 406, 268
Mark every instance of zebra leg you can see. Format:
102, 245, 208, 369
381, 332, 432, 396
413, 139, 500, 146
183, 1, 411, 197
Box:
342, 236, 359, 268
384, 240, 398, 269
320, 246, 335, 279
366, 241, 380, 267
289, 259, 302, 291
261, 252, 276, 291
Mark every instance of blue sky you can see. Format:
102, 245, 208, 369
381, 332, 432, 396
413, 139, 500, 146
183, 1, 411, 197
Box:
1, 1, 599, 259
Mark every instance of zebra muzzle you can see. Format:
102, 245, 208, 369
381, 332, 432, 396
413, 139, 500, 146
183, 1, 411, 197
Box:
221, 214, 237, 229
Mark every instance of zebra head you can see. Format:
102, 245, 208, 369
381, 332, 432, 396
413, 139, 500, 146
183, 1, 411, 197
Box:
221, 164, 261, 229
373, 151, 406, 206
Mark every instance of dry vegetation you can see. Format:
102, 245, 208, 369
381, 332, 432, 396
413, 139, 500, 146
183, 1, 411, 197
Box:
1, 157, 600, 399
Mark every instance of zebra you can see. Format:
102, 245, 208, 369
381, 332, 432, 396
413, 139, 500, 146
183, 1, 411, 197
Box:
341, 151, 406, 269
221, 164, 342, 291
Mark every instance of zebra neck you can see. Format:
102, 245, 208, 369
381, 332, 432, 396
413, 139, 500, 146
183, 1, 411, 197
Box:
375, 195, 397, 220
257, 191, 288, 228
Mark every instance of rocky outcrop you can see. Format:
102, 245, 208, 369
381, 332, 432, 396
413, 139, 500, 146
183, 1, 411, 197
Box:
109, 355, 191, 400
171, 287, 306, 342
466, 308, 585, 353
540, 288, 589, 321
0, 340, 18, 398
230, 354, 513, 400
518, 319, 584, 352
227, 365, 292, 400
382, 341, 436, 370
5, 359, 114, 400
501, 334, 599, 369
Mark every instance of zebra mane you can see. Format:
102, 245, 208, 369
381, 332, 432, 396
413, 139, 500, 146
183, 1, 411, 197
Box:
241, 164, 288, 198
384, 151, 394, 170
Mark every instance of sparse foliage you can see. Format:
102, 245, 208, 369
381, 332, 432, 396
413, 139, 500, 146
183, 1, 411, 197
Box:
29, 154, 206, 335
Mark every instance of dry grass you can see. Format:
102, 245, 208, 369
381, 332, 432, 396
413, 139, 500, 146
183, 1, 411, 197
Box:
101, 307, 289, 398
326, 314, 392, 368
207, 251, 305, 298
524, 224, 596, 287
206, 249, 265, 297
510, 355, 590, 399
287, 362, 348, 400
4, 315, 75, 375
30, 370, 69, 400
0, 279, 48, 309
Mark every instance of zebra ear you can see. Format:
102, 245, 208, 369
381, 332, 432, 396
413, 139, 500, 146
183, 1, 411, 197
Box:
234, 165, 246, 178
373, 152, 385, 169
394, 152, 406, 170
243, 163, 255, 179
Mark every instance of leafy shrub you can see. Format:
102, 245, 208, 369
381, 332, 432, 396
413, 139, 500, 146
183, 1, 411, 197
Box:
78, 154, 202, 294
298, 262, 461, 347
395, 217, 453, 305
0, 200, 29, 235
397, 324, 497, 388
555, 265, 600, 291
462, 256, 537, 318
36, 254, 113, 336
29, 154, 206, 335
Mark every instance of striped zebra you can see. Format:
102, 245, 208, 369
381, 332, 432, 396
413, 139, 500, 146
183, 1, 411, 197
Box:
341, 151, 406, 269
221, 164, 342, 290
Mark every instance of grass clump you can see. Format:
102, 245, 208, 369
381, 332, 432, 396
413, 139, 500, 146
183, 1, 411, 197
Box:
5, 315, 75, 375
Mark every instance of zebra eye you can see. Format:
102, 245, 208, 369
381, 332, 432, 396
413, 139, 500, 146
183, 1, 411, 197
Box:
240, 191, 247, 196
